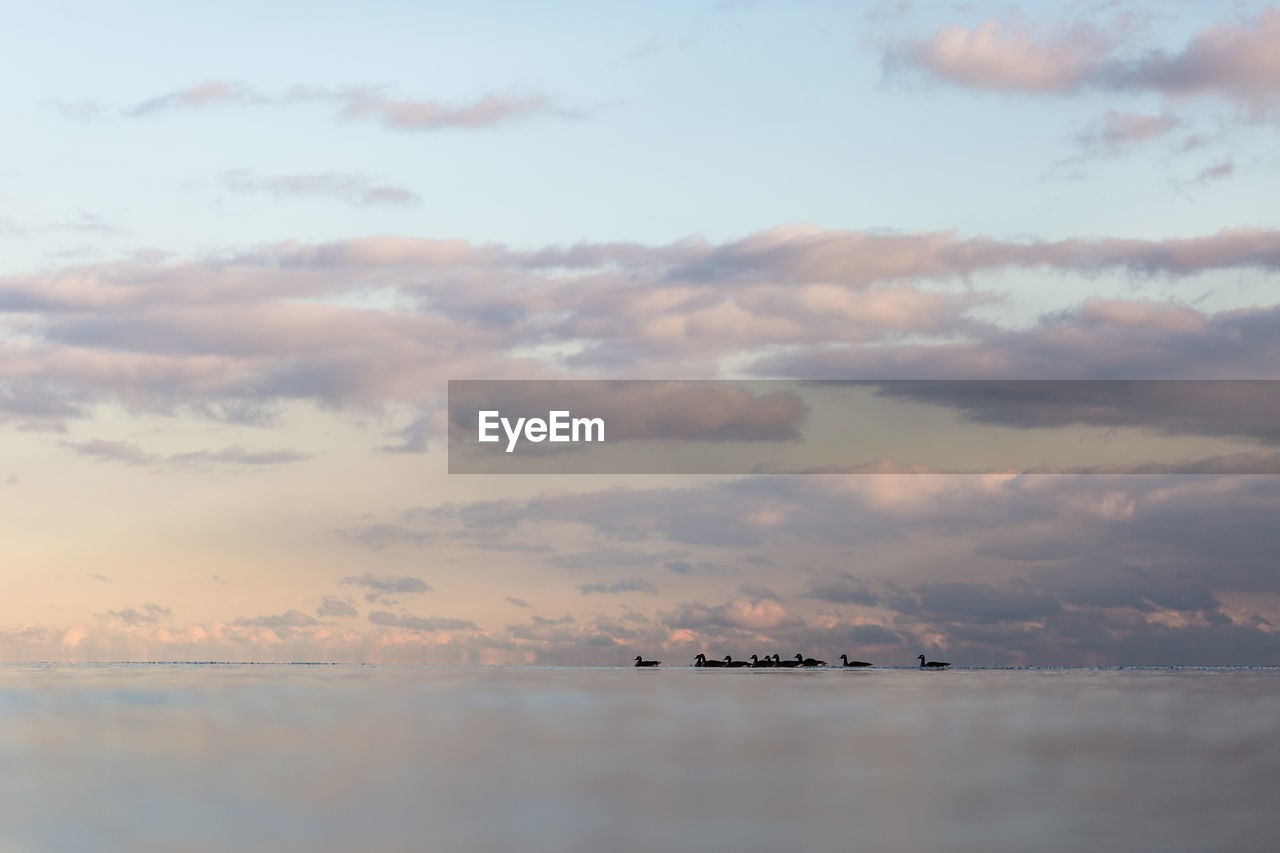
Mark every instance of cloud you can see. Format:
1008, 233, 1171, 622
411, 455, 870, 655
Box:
61, 439, 310, 467
103, 602, 172, 626
168, 446, 312, 466
128, 80, 263, 115
63, 439, 151, 465
550, 548, 683, 570
222, 170, 420, 207
7, 225, 1280, 434
1074, 111, 1182, 156
1190, 158, 1236, 184
864, 379, 1280, 447
125, 80, 575, 130
887, 17, 1121, 93
341, 572, 432, 603
233, 610, 318, 628
888, 8, 1280, 111
754, 299, 1280, 380
505, 597, 532, 608
398, 470, 1280, 664
368, 611, 478, 632
449, 380, 810, 444
379, 414, 433, 454
899, 580, 1063, 625
803, 574, 879, 605
337, 525, 432, 550
738, 582, 780, 602
316, 597, 358, 619
327, 87, 572, 130
578, 578, 659, 596
660, 597, 806, 633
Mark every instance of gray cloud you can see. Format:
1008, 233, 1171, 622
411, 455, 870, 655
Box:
900, 581, 1064, 625
61, 439, 310, 467
233, 610, 318, 629
222, 170, 420, 207
578, 578, 659, 596
754, 300, 1280, 380
450, 381, 810, 444
8, 226, 1280, 432
888, 9, 1280, 110
368, 611, 478, 632
126, 80, 575, 129
738, 582, 780, 602
1190, 158, 1236, 184
864, 380, 1280, 447
337, 525, 432, 550
104, 602, 171, 626
505, 597, 532, 608
341, 572, 432, 603
550, 548, 683, 570
1074, 111, 1183, 156
128, 80, 264, 115
803, 574, 879, 605
316, 597, 358, 619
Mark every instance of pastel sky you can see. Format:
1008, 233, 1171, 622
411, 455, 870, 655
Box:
3, 0, 1280, 664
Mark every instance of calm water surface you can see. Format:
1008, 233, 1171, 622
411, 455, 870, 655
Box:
2, 665, 1277, 852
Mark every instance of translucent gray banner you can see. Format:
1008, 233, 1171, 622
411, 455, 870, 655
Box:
447, 380, 1280, 474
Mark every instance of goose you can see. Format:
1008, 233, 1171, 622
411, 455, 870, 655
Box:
634, 656, 661, 667
795, 653, 827, 667
694, 653, 726, 668
749, 654, 775, 668
917, 654, 950, 670
839, 654, 873, 668
773, 653, 801, 668
722, 655, 751, 668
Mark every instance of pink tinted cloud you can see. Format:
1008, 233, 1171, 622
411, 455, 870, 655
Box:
5, 226, 1280, 429
889, 17, 1117, 93
890, 8, 1280, 109
126, 80, 575, 129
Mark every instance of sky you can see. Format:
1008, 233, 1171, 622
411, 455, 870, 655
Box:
3, 0, 1280, 664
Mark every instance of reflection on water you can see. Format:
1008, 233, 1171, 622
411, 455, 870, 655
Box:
2, 665, 1277, 852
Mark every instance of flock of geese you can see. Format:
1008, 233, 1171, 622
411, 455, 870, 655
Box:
633, 653, 950, 669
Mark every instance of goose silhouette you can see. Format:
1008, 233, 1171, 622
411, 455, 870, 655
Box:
694, 653, 726, 668
634, 656, 661, 667
749, 654, 775, 668
773, 653, 801, 668
722, 655, 751, 668
795, 653, 826, 667
917, 654, 950, 669
839, 654, 873, 668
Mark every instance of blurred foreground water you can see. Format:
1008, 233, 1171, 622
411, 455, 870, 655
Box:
2, 665, 1277, 852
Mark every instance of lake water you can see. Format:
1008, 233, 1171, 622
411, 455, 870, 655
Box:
2, 665, 1277, 852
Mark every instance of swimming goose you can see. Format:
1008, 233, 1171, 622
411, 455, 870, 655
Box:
839, 654, 873, 668
722, 656, 751, 668
634, 656, 661, 667
749, 654, 774, 668
694, 653, 726, 668
773, 654, 801, 668
795, 653, 827, 667
917, 654, 950, 669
